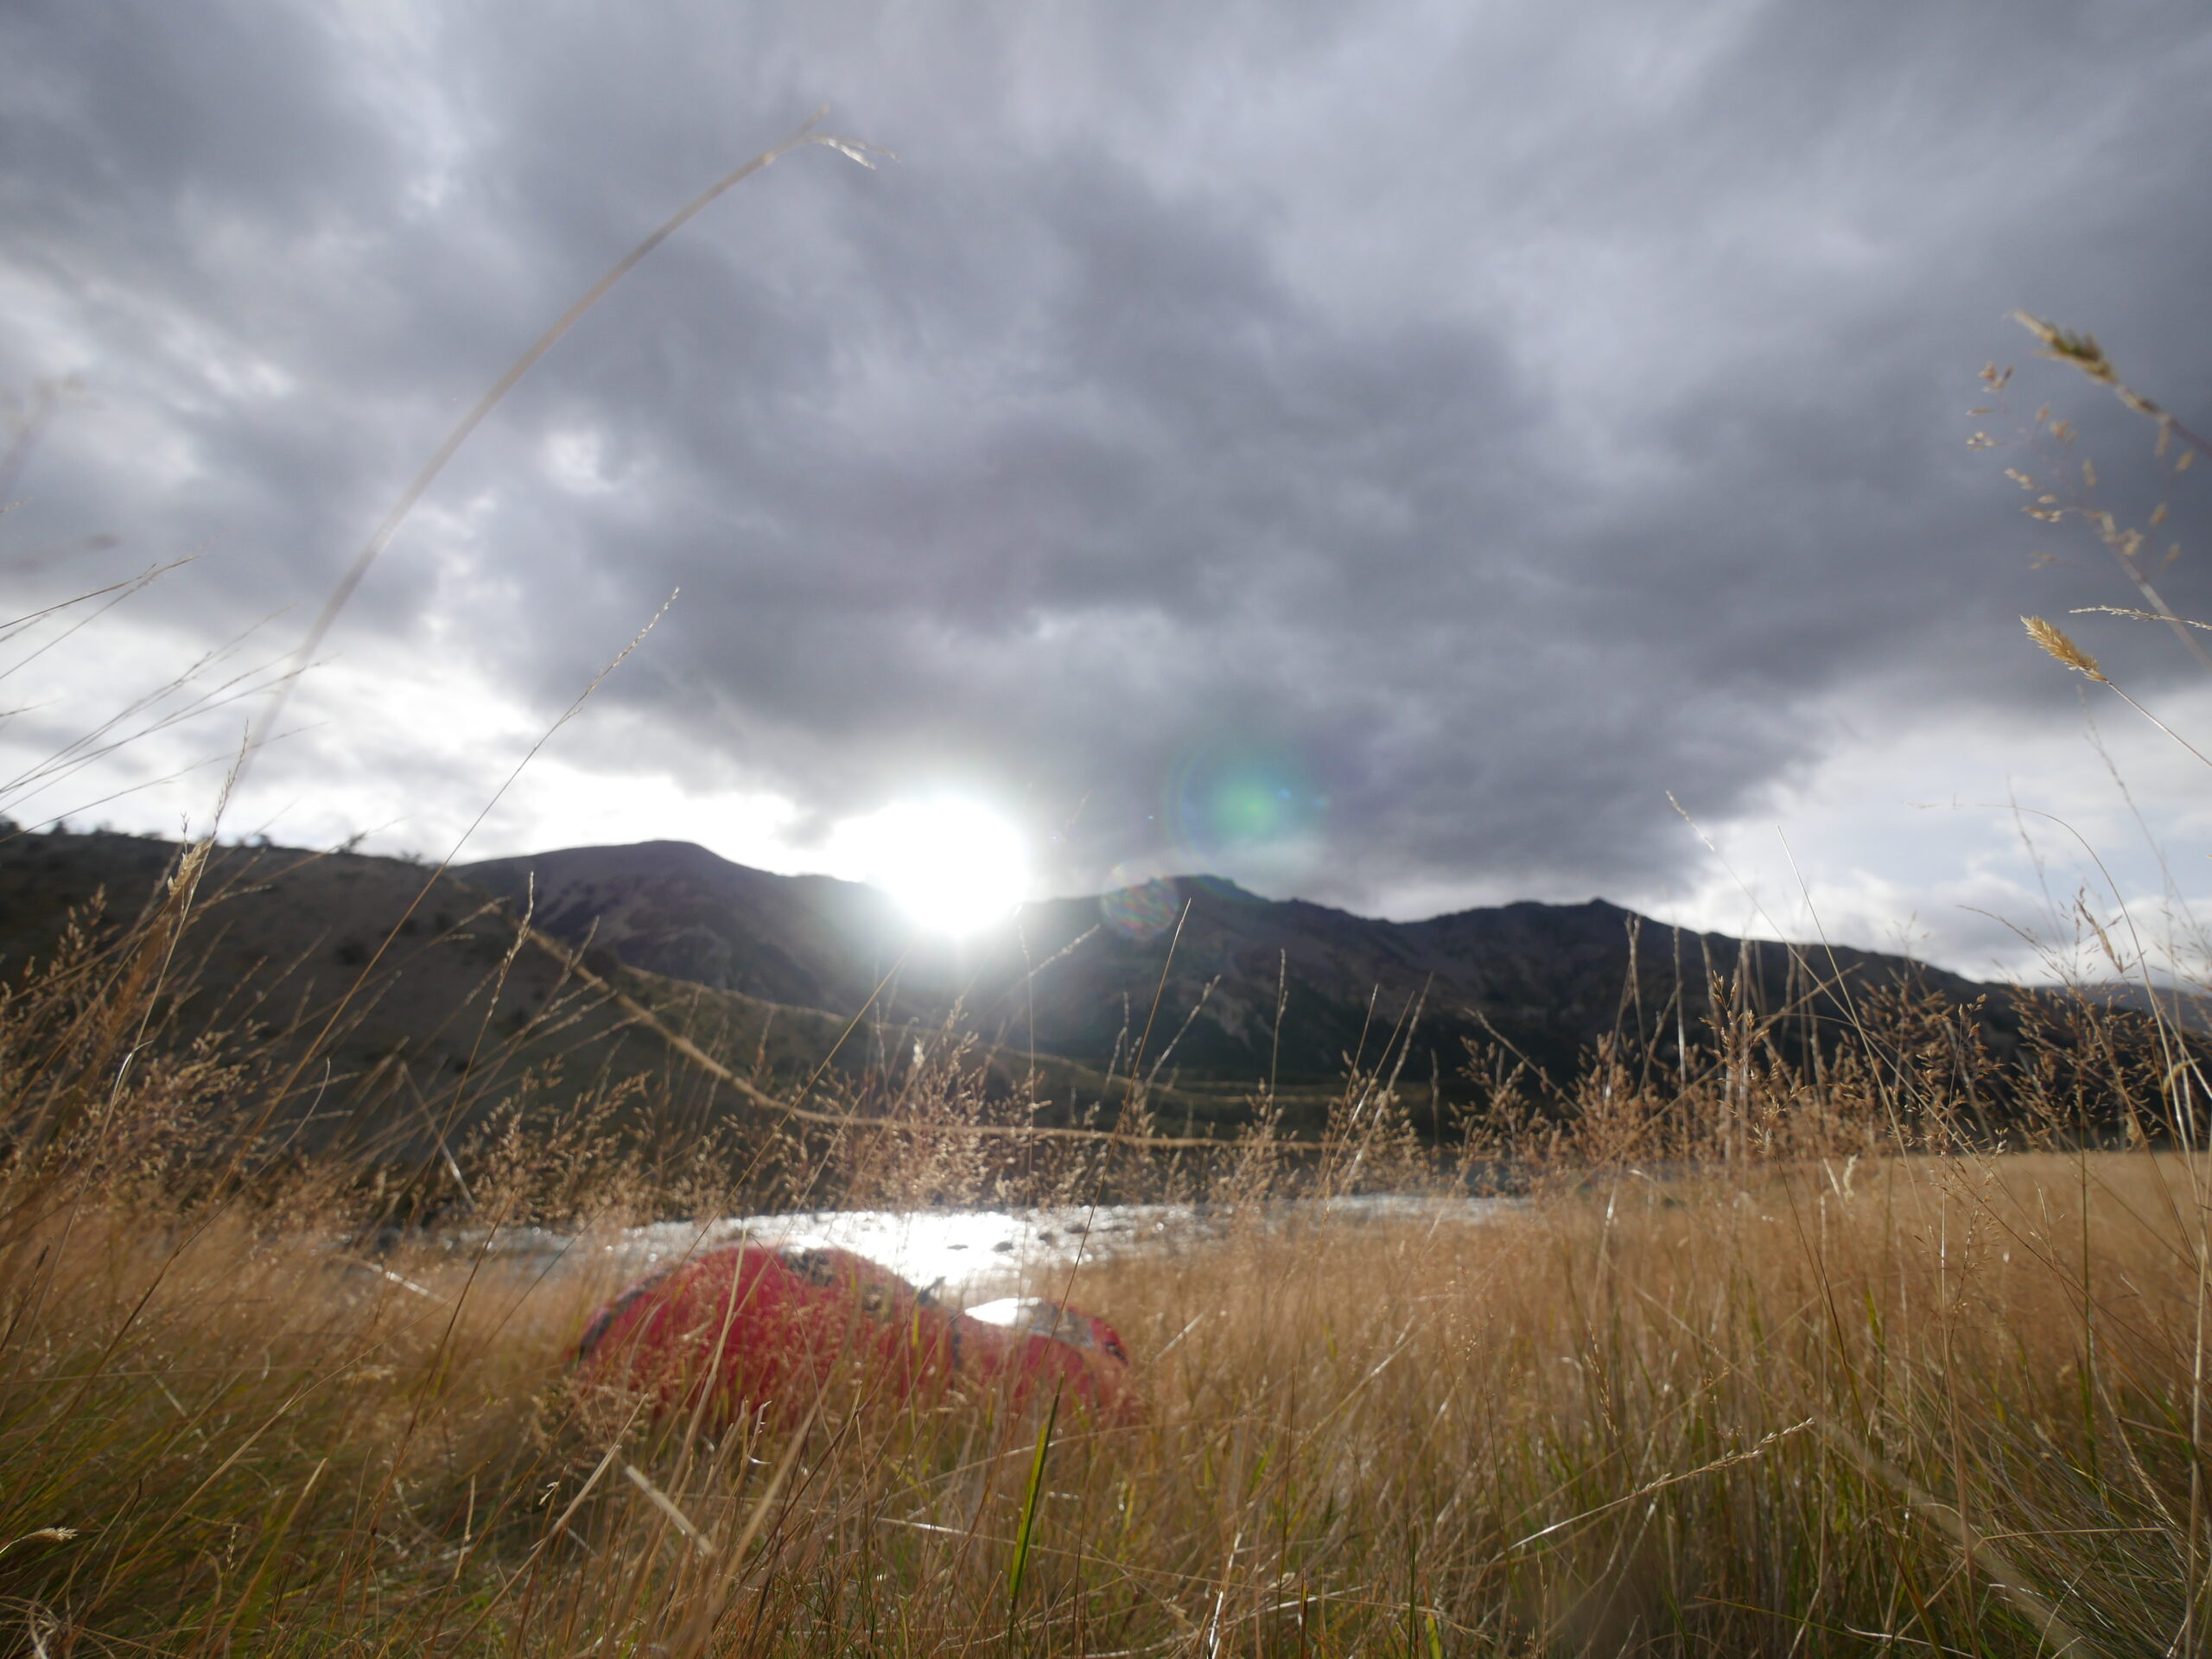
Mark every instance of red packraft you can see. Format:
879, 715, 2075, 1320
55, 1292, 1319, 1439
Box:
572, 1243, 1134, 1421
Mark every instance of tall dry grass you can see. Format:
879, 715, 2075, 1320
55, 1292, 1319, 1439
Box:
3, 832, 2209, 1655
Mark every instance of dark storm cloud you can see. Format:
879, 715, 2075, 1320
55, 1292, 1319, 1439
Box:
3, 0, 2209, 911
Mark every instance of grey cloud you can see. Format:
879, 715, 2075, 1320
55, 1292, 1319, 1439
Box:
3, 0, 2210, 921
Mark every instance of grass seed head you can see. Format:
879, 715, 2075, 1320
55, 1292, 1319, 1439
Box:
2013, 311, 2117, 385
2022, 615, 2107, 681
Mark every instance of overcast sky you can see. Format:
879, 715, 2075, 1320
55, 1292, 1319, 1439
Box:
4, 0, 2211, 979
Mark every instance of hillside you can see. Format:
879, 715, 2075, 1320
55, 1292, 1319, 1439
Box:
1, 830, 2018, 1154
0, 830, 1146, 1164
460, 840, 2013, 1102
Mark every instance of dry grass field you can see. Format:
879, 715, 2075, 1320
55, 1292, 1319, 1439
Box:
3, 850, 2209, 1656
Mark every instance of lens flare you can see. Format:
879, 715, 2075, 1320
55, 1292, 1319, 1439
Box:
833, 799, 1027, 936
1098, 862, 1181, 940
1162, 743, 1326, 870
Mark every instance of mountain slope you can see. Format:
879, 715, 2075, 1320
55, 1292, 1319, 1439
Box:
0, 832, 1150, 1163
461, 842, 2012, 1098
3, 830, 2015, 1157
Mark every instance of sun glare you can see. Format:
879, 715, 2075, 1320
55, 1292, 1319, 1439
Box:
836, 799, 1028, 937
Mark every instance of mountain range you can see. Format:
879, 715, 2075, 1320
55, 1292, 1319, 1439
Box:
0, 830, 2010, 1152
457, 839, 2008, 1114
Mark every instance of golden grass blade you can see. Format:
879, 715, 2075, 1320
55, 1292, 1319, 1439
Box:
621, 1458, 716, 1557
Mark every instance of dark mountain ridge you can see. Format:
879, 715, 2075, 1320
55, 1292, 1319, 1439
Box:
0, 830, 1141, 1162
0, 829, 2024, 1155
461, 840, 2012, 1103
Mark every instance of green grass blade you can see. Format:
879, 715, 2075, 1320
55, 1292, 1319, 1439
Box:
1007, 1382, 1063, 1617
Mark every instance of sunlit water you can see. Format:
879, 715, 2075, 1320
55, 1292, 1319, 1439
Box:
453, 1196, 1514, 1306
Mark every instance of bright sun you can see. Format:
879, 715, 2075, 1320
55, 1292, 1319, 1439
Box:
835, 799, 1029, 937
